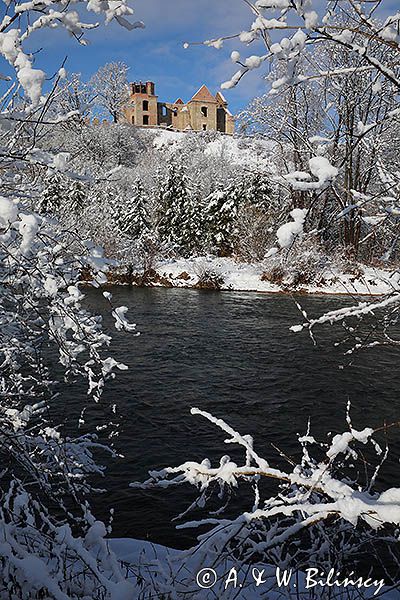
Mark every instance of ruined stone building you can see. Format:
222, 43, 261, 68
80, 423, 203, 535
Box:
122, 81, 235, 135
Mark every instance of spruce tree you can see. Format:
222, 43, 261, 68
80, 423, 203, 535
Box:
38, 173, 67, 214
179, 193, 204, 257
120, 180, 150, 239
111, 180, 151, 241
242, 172, 273, 211
157, 165, 193, 252
205, 182, 243, 256
112, 191, 128, 236
67, 179, 86, 214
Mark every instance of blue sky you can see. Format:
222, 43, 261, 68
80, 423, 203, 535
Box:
24, 0, 268, 114
5, 0, 400, 114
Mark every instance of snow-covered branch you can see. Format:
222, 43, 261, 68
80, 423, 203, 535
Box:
132, 405, 400, 588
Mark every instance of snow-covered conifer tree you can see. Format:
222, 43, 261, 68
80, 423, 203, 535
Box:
157, 165, 195, 253
38, 173, 67, 214
183, 193, 205, 256
242, 172, 273, 211
205, 183, 243, 256
68, 179, 87, 214
157, 165, 184, 242
39, 176, 87, 217
119, 180, 150, 238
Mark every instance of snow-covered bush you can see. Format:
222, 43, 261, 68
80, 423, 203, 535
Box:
125, 231, 171, 279
234, 175, 287, 261
262, 237, 332, 289
41, 122, 143, 172
193, 265, 225, 290
234, 204, 275, 261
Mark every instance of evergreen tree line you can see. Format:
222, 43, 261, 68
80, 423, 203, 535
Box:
117, 167, 274, 257
38, 167, 275, 259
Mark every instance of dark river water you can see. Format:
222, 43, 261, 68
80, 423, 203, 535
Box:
64, 288, 400, 549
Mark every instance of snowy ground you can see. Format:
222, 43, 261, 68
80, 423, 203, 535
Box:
109, 538, 399, 599
150, 127, 275, 172
148, 256, 397, 297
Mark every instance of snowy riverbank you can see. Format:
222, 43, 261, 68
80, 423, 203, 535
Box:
115, 256, 398, 297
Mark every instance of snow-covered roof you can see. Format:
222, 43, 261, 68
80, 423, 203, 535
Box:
215, 91, 227, 105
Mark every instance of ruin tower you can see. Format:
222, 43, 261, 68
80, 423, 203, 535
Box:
123, 81, 158, 127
